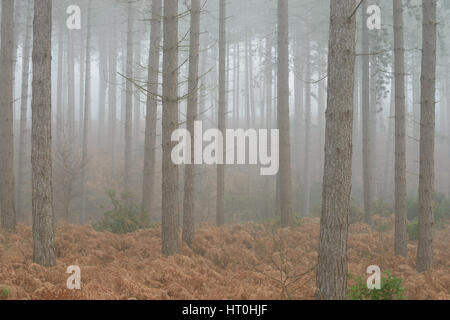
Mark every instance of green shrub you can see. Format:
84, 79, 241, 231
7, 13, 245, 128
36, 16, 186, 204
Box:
348, 271, 406, 300
0, 285, 11, 298
93, 190, 146, 234
407, 218, 418, 241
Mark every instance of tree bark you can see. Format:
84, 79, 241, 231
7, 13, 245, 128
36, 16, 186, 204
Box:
134, 38, 142, 149
31, 0, 56, 266
0, 0, 16, 233
80, 0, 92, 224
161, 0, 179, 256
108, 16, 118, 177
16, 1, 33, 222
55, 22, 64, 146
447, 77, 450, 199
361, 1, 373, 226
316, 0, 356, 300
417, 0, 436, 273
97, 35, 107, 148
216, 0, 226, 227
303, 34, 311, 217
124, 3, 134, 195
265, 38, 272, 130
393, 0, 407, 257
182, 0, 201, 245
142, 0, 162, 222
294, 30, 304, 188
277, 0, 293, 227
67, 25, 75, 150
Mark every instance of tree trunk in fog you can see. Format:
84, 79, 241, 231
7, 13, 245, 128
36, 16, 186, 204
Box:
303, 35, 311, 217
124, 3, 134, 195
0, 0, 16, 233
369, 61, 378, 201
234, 43, 240, 128
16, 1, 33, 222
142, 0, 162, 222
80, 0, 92, 224
417, 0, 436, 273
217, 0, 226, 227
56, 24, 64, 146
383, 80, 395, 201
97, 36, 107, 148
79, 29, 85, 138
248, 35, 255, 128
67, 30, 75, 148
182, 0, 201, 245
134, 39, 142, 149
265, 38, 272, 130
236, 43, 239, 129
161, 0, 179, 256
108, 18, 118, 177
316, 0, 356, 300
277, 0, 293, 227
244, 32, 251, 201
318, 61, 325, 179
393, 0, 407, 257
447, 78, 450, 199
361, 1, 373, 226
31, 0, 56, 266
293, 31, 303, 186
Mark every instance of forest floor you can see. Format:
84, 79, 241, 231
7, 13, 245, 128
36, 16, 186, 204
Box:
0, 216, 448, 300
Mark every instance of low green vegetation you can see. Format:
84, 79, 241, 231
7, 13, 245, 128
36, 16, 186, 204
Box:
93, 190, 150, 234
0, 285, 11, 298
348, 271, 406, 300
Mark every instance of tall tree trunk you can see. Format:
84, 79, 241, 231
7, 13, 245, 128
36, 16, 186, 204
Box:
31, 0, 55, 266
393, 0, 407, 257
161, 0, 179, 256
97, 35, 107, 148
244, 32, 251, 202
182, 0, 201, 245
361, 1, 373, 226
80, 0, 92, 224
108, 17, 118, 177
382, 80, 395, 201
315, 0, 356, 300
0, 0, 16, 233
67, 26, 75, 149
248, 34, 255, 128
79, 29, 85, 138
216, 0, 226, 227
55, 23, 64, 146
417, 0, 436, 273
277, 0, 293, 227
16, 1, 33, 222
124, 3, 134, 195
233, 43, 238, 129
447, 77, 450, 199
265, 38, 272, 130
303, 34, 311, 217
293, 31, 304, 187
318, 60, 325, 179
134, 37, 142, 150
142, 0, 162, 222
370, 59, 378, 201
